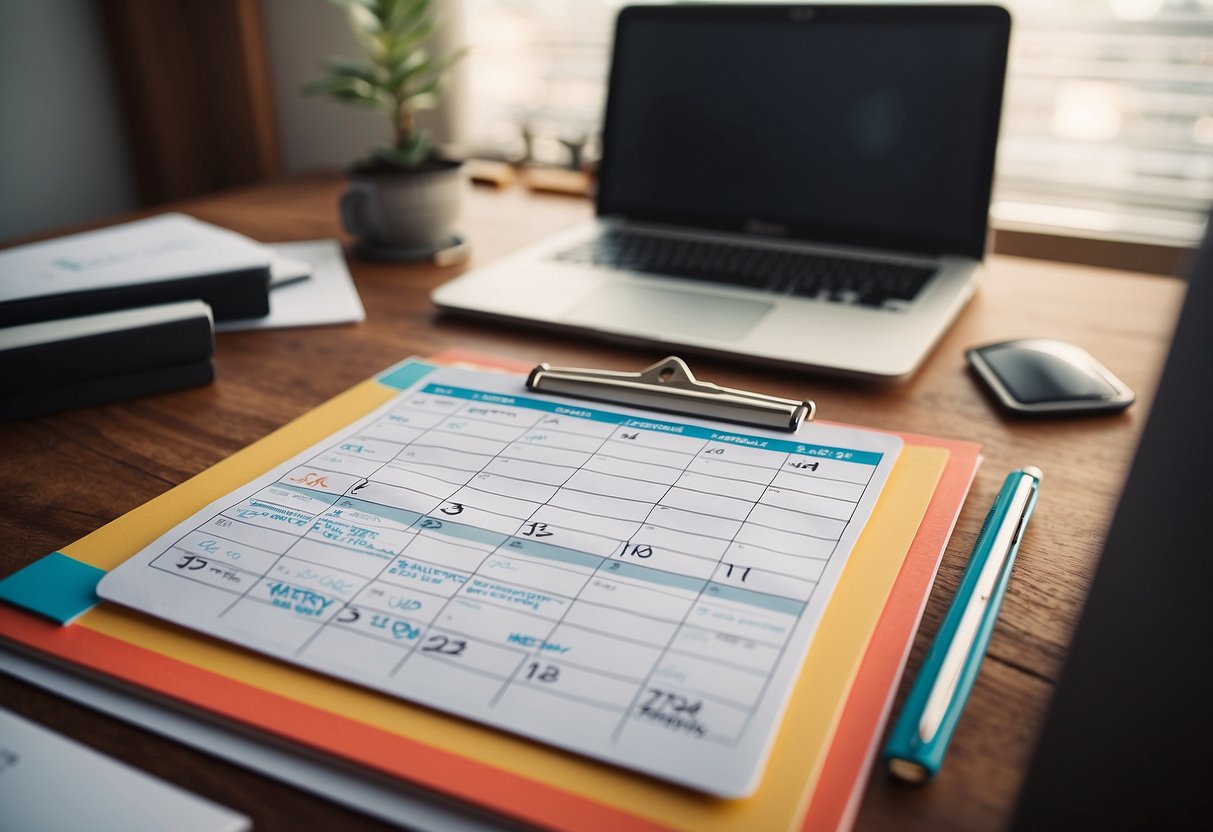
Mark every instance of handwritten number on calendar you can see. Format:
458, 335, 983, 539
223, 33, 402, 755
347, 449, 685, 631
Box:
175, 555, 207, 571
621, 544, 653, 559
525, 663, 560, 683
440, 502, 464, 516
422, 635, 467, 656
642, 688, 702, 716
336, 604, 361, 623
522, 522, 553, 538
787, 459, 819, 471
723, 562, 752, 583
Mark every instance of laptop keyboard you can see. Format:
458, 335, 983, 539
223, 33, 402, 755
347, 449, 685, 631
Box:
553, 229, 936, 308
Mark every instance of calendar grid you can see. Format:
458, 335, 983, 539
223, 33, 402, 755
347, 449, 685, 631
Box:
98, 365, 901, 796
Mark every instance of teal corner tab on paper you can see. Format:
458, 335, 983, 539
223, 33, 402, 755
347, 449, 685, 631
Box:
376, 360, 438, 391
0, 552, 105, 625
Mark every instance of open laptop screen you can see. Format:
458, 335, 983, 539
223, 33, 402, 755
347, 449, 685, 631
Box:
597, 5, 1010, 260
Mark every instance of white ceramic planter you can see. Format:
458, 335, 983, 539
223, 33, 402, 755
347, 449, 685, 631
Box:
340, 161, 464, 252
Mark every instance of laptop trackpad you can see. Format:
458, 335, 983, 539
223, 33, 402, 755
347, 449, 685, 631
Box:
563, 285, 772, 341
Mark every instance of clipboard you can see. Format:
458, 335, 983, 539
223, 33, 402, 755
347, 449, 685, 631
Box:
527, 356, 814, 431
0, 352, 978, 830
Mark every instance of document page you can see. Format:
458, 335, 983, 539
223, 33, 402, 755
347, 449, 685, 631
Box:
98, 364, 901, 796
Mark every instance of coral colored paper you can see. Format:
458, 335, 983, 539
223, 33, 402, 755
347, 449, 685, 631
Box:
800, 435, 980, 830
0, 353, 975, 830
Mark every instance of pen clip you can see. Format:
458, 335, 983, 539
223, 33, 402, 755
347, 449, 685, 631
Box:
526, 356, 815, 431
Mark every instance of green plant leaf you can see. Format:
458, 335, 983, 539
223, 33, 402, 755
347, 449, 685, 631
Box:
305, 0, 463, 163
347, 0, 381, 35
385, 17, 438, 68
371, 129, 431, 169
386, 49, 431, 92
383, 0, 431, 39
303, 75, 394, 112
396, 130, 433, 166
412, 94, 439, 112
388, 45, 465, 102
347, 3, 385, 61
322, 57, 383, 87
415, 45, 466, 85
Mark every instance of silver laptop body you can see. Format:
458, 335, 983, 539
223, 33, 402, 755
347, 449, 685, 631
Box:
434, 4, 1011, 381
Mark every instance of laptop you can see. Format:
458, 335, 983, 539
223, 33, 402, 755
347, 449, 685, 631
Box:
433, 4, 1011, 380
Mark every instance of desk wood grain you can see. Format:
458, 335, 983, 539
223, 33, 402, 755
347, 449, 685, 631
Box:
0, 173, 1186, 831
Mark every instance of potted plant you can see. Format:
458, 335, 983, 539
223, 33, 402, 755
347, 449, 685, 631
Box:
306, 0, 467, 258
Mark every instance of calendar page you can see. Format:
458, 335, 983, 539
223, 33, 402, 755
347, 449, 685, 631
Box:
98, 363, 902, 796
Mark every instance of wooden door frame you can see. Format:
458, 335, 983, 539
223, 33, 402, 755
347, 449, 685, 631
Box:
99, 0, 279, 206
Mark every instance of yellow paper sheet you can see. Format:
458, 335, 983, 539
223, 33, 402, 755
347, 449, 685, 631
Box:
64, 374, 946, 831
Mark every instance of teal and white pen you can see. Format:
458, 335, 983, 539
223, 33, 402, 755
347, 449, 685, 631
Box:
883, 467, 1042, 783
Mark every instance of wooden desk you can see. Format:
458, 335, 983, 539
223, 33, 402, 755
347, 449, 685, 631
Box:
0, 173, 1186, 831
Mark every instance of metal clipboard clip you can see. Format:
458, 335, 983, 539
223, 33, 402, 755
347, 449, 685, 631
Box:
526, 356, 814, 432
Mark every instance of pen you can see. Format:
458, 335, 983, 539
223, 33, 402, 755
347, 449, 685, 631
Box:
883, 466, 1042, 783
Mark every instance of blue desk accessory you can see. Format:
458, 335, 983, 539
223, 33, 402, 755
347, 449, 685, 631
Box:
883, 467, 1042, 782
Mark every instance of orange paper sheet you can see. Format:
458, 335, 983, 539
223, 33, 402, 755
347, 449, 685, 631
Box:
801, 433, 980, 830
0, 353, 976, 830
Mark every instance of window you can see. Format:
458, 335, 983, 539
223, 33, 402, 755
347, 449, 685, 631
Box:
995, 0, 1213, 245
462, 0, 1213, 247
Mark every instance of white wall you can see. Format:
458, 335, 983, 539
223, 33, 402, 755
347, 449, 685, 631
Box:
0, 0, 136, 241
261, 0, 468, 174
0, 1, 468, 243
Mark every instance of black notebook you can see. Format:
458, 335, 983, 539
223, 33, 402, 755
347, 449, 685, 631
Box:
0, 213, 271, 326
0, 300, 215, 421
